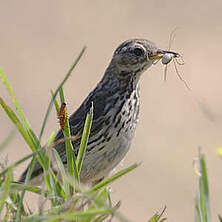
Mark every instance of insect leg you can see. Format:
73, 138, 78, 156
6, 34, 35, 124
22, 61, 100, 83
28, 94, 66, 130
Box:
164, 65, 168, 81
173, 59, 191, 90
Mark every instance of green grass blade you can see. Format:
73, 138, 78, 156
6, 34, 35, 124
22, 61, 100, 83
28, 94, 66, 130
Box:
148, 206, 167, 222
50, 90, 60, 113
196, 151, 211, 222
24, 208, 112, 222
77, 103, 93, 173
43, 141, 66, 202
10, 183, 45, 196
43, 132, 57, 171
200, 154, 211, 222
43, 169, 65, 206
0, 168, 12, 216
53, 149, 71, 200
196, 203, 201, 222
0, 147, 44, 178
45, 132, 66, 201
0, 68, 40, 149
58, 87, 79, 183
59, 87, 65, 104
38, 46, 86, 141
0, 97, 46, 169
0, 97, 37, 151
0, 68, 32, 132
88, 163, 139, 193
63, 115, 78, 181
47, 169, 66, 201
15, 156, 36, 222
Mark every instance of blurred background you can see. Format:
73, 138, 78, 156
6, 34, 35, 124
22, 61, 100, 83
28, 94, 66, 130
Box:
0, 0, 222, 221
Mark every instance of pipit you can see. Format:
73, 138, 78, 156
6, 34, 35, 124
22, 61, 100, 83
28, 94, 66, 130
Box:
19, 39, 178, 185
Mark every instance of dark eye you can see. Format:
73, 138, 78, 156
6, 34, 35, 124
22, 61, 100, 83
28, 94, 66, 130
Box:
133, 47, 144, 56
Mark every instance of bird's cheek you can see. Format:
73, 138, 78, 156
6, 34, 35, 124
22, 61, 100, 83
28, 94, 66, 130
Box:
143, 60, 153, 70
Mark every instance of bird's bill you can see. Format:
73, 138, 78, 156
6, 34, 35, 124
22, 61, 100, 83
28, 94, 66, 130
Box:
149, 49, 180, 60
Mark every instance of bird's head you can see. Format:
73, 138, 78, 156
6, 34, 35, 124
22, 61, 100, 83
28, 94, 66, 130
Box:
108, 39, 174, 80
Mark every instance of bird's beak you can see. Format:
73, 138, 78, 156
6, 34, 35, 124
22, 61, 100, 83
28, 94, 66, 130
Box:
149, 49, 179, 61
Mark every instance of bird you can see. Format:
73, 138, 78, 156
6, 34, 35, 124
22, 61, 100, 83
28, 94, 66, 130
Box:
19, 39, 175, 185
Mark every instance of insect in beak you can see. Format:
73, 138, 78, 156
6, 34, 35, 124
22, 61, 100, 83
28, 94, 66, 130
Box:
150, 49, 190, 90
150, 29, 190, 90
149, 50, 180, 64
160, 50, 180, 65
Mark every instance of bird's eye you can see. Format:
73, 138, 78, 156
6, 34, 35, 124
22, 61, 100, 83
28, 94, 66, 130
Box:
133, 47, 144, 56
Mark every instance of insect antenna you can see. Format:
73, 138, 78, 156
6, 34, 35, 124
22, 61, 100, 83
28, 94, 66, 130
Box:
168, 28, 178, 50
163, 28, 178, 80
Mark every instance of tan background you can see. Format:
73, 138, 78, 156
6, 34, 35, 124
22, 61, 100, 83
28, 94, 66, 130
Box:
0, 1, 222, 221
